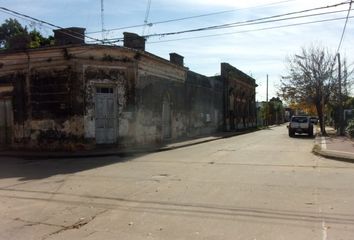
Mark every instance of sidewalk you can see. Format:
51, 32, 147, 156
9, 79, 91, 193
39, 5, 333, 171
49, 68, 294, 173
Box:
314, 126, 354, 162
0, 127, 264, 159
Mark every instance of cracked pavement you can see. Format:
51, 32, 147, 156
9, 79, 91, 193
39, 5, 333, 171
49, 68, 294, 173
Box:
1, 126, 354, 239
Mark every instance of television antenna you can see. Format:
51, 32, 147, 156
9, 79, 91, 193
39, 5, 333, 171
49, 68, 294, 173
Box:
142, 0, 152, 35
101, 0, 106, 42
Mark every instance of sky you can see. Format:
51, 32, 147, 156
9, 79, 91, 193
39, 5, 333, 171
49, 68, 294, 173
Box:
1, 0, 353, 101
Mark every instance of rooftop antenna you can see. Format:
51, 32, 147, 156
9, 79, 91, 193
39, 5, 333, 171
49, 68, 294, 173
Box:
142, 0, 152, 36
101, 0, 105, 43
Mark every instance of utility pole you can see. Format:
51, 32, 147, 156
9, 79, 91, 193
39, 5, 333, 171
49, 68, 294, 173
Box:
266, 74, 269, 126
266, 74, 268, 103
338, 53, 344, 135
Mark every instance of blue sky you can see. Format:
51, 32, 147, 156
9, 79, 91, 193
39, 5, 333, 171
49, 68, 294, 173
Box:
1, 0, 353, 101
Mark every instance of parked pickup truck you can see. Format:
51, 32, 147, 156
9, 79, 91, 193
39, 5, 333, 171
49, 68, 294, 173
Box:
288, 116, 313, 137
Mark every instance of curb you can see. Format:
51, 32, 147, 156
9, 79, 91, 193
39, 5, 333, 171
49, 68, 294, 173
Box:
157, 128, 259, 152
313, 148, 354, 163
313, 134, 354, 163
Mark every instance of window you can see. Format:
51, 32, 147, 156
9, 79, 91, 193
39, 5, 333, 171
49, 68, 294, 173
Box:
96, 87, 113, 94
292, 117, 308, 123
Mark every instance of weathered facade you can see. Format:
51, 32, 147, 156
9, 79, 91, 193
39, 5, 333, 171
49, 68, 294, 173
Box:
221, 63, 257, 130
0, 30, 255, 150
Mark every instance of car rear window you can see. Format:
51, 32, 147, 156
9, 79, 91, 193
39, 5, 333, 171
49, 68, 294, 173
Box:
292, 117, 308, 123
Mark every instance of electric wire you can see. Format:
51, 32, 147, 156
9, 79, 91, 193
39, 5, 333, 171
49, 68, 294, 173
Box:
0, 6, 102, 43
92, 6, 350, 44
327, 0, 353, 76
1, 1, 351, 49
146, 16, 354, 44
143, 1, 350, 39
335, 0, 352, 54
86, 0, 296, 34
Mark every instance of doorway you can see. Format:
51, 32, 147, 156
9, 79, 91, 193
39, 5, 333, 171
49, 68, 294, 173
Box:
95, 87, 116, 144
162, 95, 171, 139
0, 98, 13, 146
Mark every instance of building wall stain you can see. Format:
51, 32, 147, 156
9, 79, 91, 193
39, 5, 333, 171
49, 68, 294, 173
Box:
83, 65, 131, 145
0, 41, 257, 151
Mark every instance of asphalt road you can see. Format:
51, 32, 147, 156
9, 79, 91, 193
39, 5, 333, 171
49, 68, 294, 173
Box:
1, 125, 354, 240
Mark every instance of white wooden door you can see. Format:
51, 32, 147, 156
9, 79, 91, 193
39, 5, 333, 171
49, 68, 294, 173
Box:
95, 87, 116, 144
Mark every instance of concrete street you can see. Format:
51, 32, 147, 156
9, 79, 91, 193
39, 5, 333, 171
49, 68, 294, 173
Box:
1, 125, 354, 240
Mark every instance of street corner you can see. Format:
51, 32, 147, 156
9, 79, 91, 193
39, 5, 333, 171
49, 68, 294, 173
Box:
313, 133, 354, 163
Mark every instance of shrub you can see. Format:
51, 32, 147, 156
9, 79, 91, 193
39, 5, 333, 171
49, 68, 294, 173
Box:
346, 119, 354, 138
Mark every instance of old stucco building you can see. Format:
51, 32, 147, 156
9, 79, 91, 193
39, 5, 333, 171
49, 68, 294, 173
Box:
221, 63, 257, 130
0, 29, 256, 150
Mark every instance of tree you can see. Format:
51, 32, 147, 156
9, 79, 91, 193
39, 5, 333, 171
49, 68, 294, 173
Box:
279, 44, 336, 135
29, 29, 54, 48
269, 97, 284, 124
287, 101, 317, 116
0, 18, 53, 50
0, 18, 28, 49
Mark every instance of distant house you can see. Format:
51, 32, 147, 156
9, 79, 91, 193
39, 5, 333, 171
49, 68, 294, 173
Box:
0, 29, 257, 150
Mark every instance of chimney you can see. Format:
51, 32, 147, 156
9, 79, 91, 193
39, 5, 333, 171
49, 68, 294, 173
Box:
169, 53, 184, 67
123, 32, 146, 51
53, 27, 86, 45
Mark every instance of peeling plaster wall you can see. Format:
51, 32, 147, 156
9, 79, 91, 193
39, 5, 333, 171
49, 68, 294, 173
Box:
13, 63, 86, 150
186, 71, 224, 136
221, 63, 257, 131
0, 48, 86, 149
135, 55, 223, 145
83, 65, 132, 144
0, 45, 226, 150
77, 47, 137, 146
0, 46, 139, 149
134, 55, 185, 144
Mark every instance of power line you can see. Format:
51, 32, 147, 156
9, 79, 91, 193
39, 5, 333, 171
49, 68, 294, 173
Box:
0, 6, 102, 43
0, 9, 33, 24
336, 0, 353, 54
207, 9, 348, 31
86, 0, 296, 34
146, 16, 354, 44
96, 1, 350, 43
326, 0, 353, 76
143, 1, 350, 39
94, 5, 350, 44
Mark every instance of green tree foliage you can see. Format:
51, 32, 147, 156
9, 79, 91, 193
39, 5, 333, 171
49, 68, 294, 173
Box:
346, 119, 354, 138
0, 18, 27, 48
259, 98, 284, 126
279, 44, 336, 134
28, 29, 54, 48
269, 97, 284, 124
0, 18, 53, 50
344, 96, 354, 109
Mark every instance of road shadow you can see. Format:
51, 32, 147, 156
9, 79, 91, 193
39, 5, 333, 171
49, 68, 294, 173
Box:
0, 126, 277, 181
0, 154, 138, 181
290, 134, 315, 140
